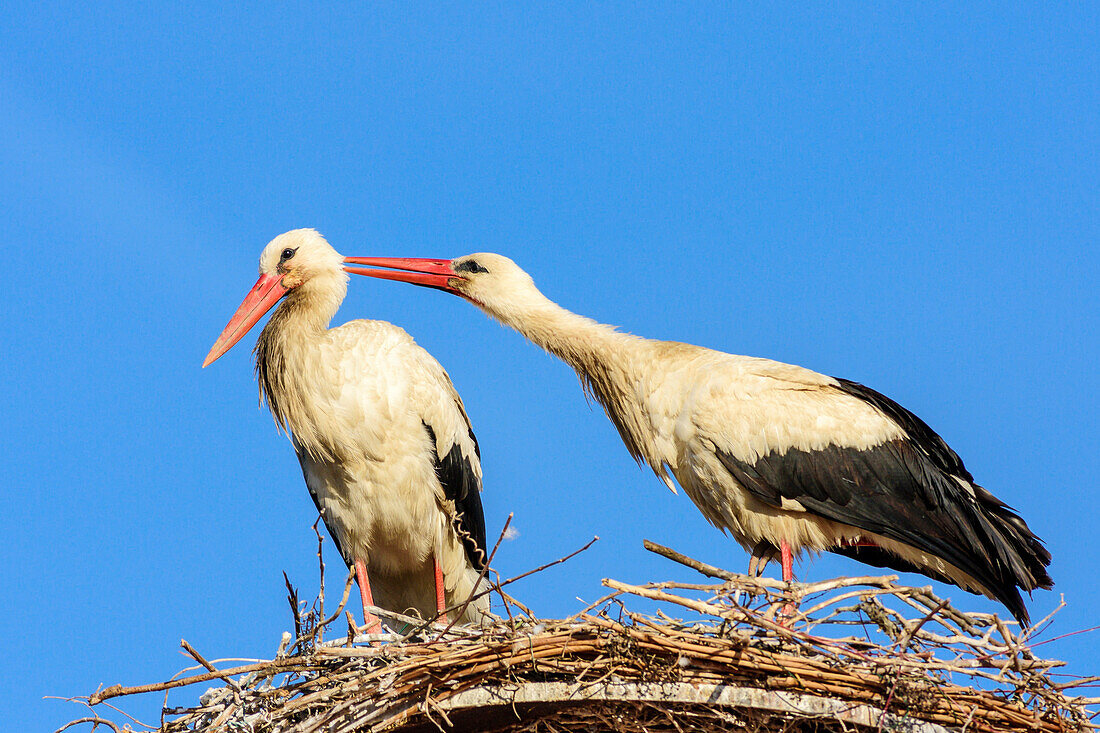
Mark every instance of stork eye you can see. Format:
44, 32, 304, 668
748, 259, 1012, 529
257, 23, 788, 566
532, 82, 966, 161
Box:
280, 247, 297, 262
455, 259, 489, 274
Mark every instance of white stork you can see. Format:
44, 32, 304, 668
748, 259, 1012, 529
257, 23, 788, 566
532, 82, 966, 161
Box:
342, 253, 1052, 624
203, 230, 490, 629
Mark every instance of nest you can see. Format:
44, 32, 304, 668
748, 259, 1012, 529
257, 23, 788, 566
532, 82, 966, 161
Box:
65, 537, 1097, 733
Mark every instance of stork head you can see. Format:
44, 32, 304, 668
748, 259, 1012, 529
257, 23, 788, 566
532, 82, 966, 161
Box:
257, 228, 347, 290
203, 229, 348, 367
343, 252, 539, 317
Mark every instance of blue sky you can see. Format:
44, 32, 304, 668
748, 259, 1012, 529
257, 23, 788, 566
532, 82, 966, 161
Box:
2, 4, 1097, 730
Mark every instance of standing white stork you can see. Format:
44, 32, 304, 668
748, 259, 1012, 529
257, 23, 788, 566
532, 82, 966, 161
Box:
342, 253, 1052, 625
203, 230, 490, 629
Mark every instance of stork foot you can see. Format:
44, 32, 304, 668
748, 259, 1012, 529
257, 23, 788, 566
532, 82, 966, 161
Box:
745, 540, 798, 622
354, 558, 384, 636
747, 540, 778, 577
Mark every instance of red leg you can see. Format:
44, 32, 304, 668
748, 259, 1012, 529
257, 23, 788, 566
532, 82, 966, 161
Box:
433, 556, 449, 622
354, 558, 383, 634
779, 541, 795, 620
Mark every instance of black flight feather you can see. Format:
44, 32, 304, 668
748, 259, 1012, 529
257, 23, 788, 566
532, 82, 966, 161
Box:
424, 423, 488, 572
833, 377, 973, 481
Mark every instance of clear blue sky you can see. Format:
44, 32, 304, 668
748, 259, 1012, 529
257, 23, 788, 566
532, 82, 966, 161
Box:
2, 4, 1097, 730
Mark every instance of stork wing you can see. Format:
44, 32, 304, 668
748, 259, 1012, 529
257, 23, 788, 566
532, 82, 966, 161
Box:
423, 420, 488, 571
832, 377, 973, 482
408, 349, 488, 573
688, 361, 1049, 621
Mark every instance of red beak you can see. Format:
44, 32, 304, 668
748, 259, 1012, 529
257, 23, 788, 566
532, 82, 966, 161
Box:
342, 257, 460, 294
203, 273, 289, 367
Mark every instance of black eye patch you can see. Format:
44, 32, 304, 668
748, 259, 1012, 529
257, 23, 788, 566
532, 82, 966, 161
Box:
280, 247, 297, 262
455, 259, 489, 274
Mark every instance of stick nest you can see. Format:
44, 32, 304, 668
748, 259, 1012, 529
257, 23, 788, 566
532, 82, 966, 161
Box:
69, 540, 1096, 733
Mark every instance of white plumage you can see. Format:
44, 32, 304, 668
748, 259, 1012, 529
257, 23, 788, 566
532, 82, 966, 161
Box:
345, 252, 1051, 624
205, 230, 489, 628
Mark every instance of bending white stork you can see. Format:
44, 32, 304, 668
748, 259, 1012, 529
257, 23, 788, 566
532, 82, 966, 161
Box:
343, 253, 1052, 625
203, 230, 490, 629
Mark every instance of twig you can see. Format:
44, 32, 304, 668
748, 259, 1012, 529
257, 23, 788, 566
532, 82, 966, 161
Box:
435, 513, 514, 639
296, 566, 356, 650
893, 599, 950, 651
180, 639, 240, 691
89, 656, 315, 704
643, 539, 738, 581
1029, 622, 1100, 649
497, 584, 536, 621
45, 697, 156, 732
404, 534, 599, 639
52, 718, 122, 733
283, 571, 302, 643
313, 515, 327, 642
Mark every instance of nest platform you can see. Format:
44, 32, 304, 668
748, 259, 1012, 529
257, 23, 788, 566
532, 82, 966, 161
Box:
66, 542, 1097, 733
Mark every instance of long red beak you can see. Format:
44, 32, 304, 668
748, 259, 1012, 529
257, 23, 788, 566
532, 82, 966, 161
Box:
342, 257, 460, 294
203, 273, 289, 367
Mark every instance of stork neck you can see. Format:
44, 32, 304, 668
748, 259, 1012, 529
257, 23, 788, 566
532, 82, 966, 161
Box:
253, 274, 347, 458
270, 277, 345, 337
497, 293, 647, 374
485, 289, 664, 465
